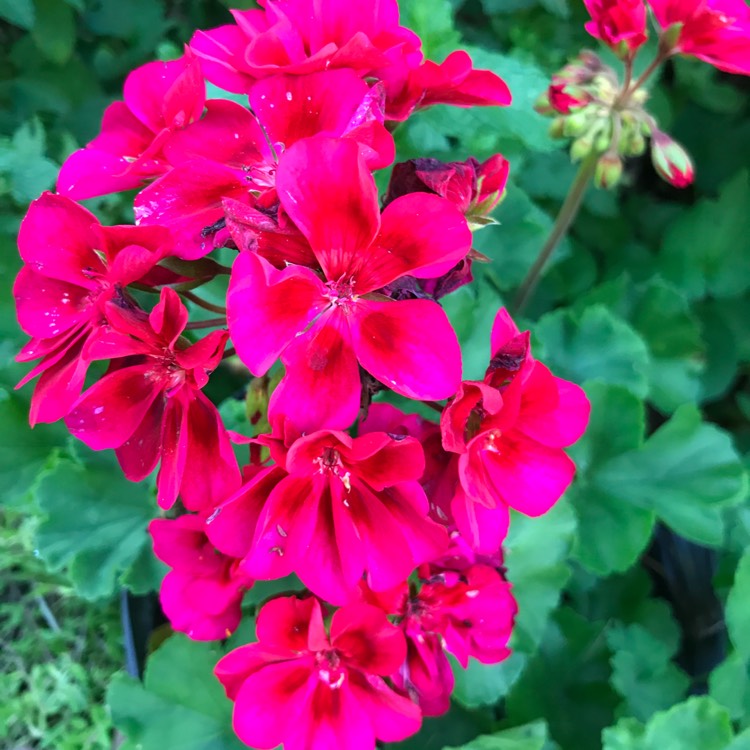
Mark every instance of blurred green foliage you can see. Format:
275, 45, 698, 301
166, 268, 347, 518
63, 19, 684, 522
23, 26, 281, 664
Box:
2, 0, 750, 748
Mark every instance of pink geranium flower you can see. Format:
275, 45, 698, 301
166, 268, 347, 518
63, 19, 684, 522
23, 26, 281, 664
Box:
215, 596, 421, 750
209, 424, 447, 604
134, 68, 395, 259
441, 308, 590, 523
648, 0, 750, 75
13, 193, 169, 425
228, 136, 470, 431
65, 287, 240, 511
583, 0, 648, 53
57, 50, 205, 199
149, 515, 253, 640
190, 0, 422, 92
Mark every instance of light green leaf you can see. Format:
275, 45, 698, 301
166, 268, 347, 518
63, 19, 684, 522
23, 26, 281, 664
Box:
444, 720, 549, 750
1, 119, 58, 203
607, 623, 689, 721
450, 652, 527, 709
35, 451, 154, 599
726, 548, 750, 660
534, 305, 651, 398
108, 636, 245, 750
709, 651, 750, 723
602, 696, 734, 750
592, 406, 748, 546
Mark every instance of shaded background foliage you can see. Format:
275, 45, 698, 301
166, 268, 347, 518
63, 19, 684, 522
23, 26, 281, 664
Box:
1, 0, 750, 748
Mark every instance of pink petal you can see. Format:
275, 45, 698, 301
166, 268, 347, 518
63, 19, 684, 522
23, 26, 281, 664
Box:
164, 99, 270, 167
227, 251, 328, 375
256, 596, 325, 653
65, 364, 162, 450
156, 397, 189, 509
348, 672, 422, 743
189, 25, 257, 94
489, 307, 523, 356
353, 193, 471, 293
206, 466, 286, 558
13, 267, 92, 339
347, 433, 425, 490
451, 485, 510, 554
17, 193, 100, 286
115, 397, 164, 481
275, 136, 380, 280
133, 159, 248, 260
460, 430, 576, 516
351, 298, 461, 401
269, 311, 361, 432
330, 603, 406, 675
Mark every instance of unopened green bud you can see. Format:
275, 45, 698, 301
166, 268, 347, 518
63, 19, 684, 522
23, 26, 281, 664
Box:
549, 117, 567, 138
563, 110, 592, 137
571, 135, 595, 162
624, 131, 646, 156
660, 22, 684, 53
534, 91, 552, 115
594, 151, 624, 189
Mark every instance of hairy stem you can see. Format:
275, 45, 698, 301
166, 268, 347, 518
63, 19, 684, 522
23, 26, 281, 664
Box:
512, 154, 598, 315
181, 290, 228, 315
185, 317, 227, 330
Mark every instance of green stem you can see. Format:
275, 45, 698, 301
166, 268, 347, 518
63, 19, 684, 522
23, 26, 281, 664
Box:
511, 154, 598, 315
181, 290, 227, 315
185, 317, 226, 330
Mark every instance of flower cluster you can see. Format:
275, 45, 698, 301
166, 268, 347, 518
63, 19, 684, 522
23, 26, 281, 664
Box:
13, 2, 590, 749
537, 0, 750, 189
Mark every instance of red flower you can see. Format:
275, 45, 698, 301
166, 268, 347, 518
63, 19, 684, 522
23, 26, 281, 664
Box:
150, 515, 252, 640
14, 193, 169, 425
209, 425, 447, 605
215, 596, 421, 750
65, 288, 240, 511
134, 69, 394, 259
650, 129, 695, 187
648, 0, 750, 75
227, 136, 470, 431
583, 0, 648, 53
441, 308, 590, 524
57, 50, 205, 199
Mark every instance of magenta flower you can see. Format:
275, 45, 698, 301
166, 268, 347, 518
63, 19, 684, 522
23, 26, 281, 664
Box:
190, 0, 422, 92
441, 308, 590, 521
135, 68, 394, 259
215, 596, 421, 750
14, 193, 169, 425
150, 515, 253, 640
228, 136, 470, 431
648, 0, 750, 75
65, 287, 240, 511
209, 426, 447, 604
583, 0, 648, 53
57, 50, 205, 199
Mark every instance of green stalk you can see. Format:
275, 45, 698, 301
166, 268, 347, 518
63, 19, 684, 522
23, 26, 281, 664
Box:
512, 154, 598, 315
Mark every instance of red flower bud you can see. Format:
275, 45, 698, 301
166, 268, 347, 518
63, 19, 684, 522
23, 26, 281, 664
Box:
650, 129, 694, 188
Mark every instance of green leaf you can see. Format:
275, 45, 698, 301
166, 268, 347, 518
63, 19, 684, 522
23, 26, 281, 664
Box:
569, 383, 654, 575
444, 720, 549, 750
659, 171, 750, 300
534, 305, 651, 398
505, 500, 577, 653
709, 651, 750, 723
450, 651, 527, 709
32, 0, 77, 64
607, 623, 689, 722
0, 0, 34, 28
602, 697, 734, 750
506, 608, 619, 750
726, 548, 750, 661
592, 406, 748, 546
0, 386, 69, 509
35, 450, 155, 599
400, 0, 459, 59
0, 119, 58, 203
108, 636, 245, 750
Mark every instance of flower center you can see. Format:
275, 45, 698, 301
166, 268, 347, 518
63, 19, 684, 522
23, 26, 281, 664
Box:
316, 649, 346, 689
315, 447, 352, 492
325, 276, 357, 312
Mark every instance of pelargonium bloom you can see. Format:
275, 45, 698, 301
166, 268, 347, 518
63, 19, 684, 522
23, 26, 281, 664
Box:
360, 563, 516, 716
648, 0, 750, 75
65, 287, 240, 510
208, 425, 448, 604
57, 50, 205, 199
14, 193, 169, 425
190, 0, 421, 92
441, 308, 590, 527
215, 596, 421, 750
149, 515, 253, 640
228, 136, 470, 431
583, 0, 648, 53
135, 68, 394, 259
